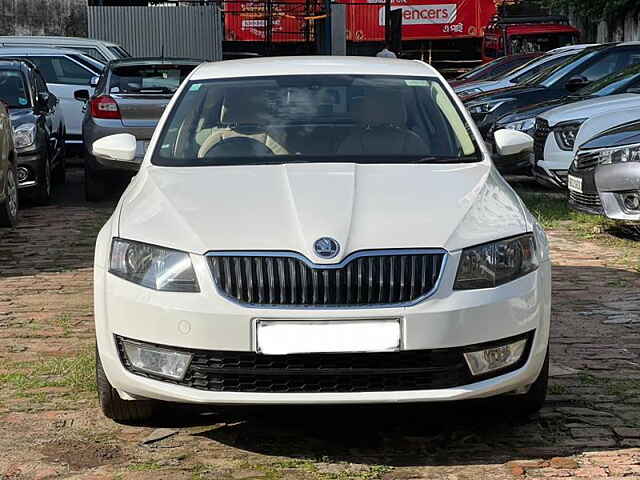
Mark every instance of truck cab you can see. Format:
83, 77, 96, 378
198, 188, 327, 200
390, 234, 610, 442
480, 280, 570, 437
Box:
482, 15, 580, 62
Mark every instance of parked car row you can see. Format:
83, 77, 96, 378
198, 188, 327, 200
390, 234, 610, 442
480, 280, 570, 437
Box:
452, 42, 640, 228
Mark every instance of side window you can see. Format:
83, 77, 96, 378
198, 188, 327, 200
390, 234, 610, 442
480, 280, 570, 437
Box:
33, 71, 49, 97
26, 56, 93, 85
578, 52, 629, 82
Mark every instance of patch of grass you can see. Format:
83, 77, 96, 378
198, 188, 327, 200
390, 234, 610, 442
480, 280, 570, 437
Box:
548, 383, 568, 395
0, 349, 96, 394
54, 314, 73, 337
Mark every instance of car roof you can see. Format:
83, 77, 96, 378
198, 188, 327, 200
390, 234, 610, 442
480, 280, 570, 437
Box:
109, 57, 202, 68
190, 56, 439, 81
0, 46, 83, 56
0, 36, 119, 47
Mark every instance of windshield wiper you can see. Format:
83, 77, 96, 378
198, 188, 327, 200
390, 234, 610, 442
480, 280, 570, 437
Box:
414, 155, 480, 164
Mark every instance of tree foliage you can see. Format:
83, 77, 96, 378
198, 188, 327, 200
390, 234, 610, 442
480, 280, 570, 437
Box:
544, 0, 639, 19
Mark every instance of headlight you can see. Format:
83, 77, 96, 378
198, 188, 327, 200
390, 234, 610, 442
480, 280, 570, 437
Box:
553, 120, 585, 151
109, 238, 200, 292
593, 143, 640, 165
13, 123, 36, 149
501, 117, 536, 133
466, 99, 512, 115
454, 234, 539, 290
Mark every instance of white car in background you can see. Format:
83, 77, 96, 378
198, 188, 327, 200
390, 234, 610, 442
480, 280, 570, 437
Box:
0, 36, 129, 63
0, 47, 104, 146
532, 93, 640, 188
455, 44, 594, 99
91, 56, 551, 423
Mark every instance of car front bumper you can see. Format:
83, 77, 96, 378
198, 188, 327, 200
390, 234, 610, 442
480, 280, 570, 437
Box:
15, 149, 45, 190
95, 248, 552, 405
533, 135, 571, 189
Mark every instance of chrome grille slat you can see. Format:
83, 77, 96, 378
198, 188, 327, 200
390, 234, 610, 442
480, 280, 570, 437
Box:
209, 251, 445, 307
574, 152, 599, 171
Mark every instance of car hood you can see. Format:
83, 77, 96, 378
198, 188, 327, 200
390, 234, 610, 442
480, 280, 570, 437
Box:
540, 94, 640, 126
462, 84, 547, 103
8, 108, 35, 128
118, 162, 528, 257
575, 105, 640, 150
580, 120, 640, 149
497, 97, 579, 124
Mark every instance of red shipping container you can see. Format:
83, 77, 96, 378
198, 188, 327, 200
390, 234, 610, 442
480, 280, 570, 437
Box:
347, 0, 498, 42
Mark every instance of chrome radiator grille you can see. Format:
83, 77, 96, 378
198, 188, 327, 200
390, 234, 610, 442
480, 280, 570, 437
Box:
208, 251, 446, 307
574, 151, 599, 170
533, 118, 551, 161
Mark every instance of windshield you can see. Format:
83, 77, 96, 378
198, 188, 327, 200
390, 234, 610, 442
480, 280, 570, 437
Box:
153, 75, 479, 167
109, 64, 196, 94
508, 33, 578, 56
0, 70, 30, 108
577, 63, 640, 97
508, 52, 576, 84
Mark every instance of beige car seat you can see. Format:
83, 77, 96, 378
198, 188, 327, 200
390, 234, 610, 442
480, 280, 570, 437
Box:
197, 94, 287, 158
337, 91, 427, 155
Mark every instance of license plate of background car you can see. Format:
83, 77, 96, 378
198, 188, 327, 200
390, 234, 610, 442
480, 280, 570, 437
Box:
255, 319, 401, 355
568, 175, 583, 193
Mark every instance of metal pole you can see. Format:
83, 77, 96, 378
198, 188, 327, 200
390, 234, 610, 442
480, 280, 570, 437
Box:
384, 0, 391, 47
323, 0, 332, 54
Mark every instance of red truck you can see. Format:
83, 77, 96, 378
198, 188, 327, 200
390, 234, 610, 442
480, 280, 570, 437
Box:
223, 0, 581, 71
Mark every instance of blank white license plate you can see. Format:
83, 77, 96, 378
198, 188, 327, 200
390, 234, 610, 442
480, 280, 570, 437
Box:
568, 175, 583, 193
256, 320, 401, 355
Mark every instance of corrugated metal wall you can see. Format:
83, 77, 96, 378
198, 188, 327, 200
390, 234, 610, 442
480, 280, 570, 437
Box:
88, 6, 222, 61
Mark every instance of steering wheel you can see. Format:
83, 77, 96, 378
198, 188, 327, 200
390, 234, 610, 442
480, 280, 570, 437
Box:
201, 136, 276, 158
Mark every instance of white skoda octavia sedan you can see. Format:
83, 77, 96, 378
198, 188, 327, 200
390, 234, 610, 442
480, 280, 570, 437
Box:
92, 57, 551, 423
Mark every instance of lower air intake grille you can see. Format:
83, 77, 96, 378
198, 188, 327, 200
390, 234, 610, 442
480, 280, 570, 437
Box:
208, 251, 445, 307
569, 191, 604, 214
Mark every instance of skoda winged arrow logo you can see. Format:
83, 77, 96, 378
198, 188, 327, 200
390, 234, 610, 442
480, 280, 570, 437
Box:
314, 237, 340, 259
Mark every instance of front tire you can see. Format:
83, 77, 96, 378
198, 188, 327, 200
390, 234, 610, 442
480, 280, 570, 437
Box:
506, 349, 549, 416
0, 165, 18, 227
96, 345, 155, 424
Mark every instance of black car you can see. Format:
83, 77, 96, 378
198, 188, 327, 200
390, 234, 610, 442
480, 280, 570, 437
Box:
568, 120, 640, 223
0, 59, 65, 204
464, 43, 640, 140
491, 62, 640, 173
449, 53, 542, 88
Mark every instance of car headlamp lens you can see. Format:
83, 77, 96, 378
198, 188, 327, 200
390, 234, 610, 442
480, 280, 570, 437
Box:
553, 120, 585, 151
13, 123, 36, 149
109, 238, 200, 292
502, 117, 536, 133
596, 143, 640, 165
466, 99, 511, 115
454, 234, 539, 290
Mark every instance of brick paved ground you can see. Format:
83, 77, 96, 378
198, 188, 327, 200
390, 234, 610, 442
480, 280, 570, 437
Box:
1, 169, 639, 480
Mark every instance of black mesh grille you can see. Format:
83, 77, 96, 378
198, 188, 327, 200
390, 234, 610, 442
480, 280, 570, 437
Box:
569, 191, 604, 214
208, 252, 445, 307
116, 333, 534, 393
533, 118, 550, 161
574, 151, 599, 171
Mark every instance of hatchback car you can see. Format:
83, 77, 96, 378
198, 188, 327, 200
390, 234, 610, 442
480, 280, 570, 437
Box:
568, 119, 640, 223
0, 59, 65, 204
91, 57, 550, 423
74, 57, 200, 201
0, 47, 105, 146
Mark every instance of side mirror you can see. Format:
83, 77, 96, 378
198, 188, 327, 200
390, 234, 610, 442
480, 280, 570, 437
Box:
566, 76, 590, 93
494, 129, 534, 157
90, 76, 99, 88
92, 134, 138, 169
74, 89, 90, 102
